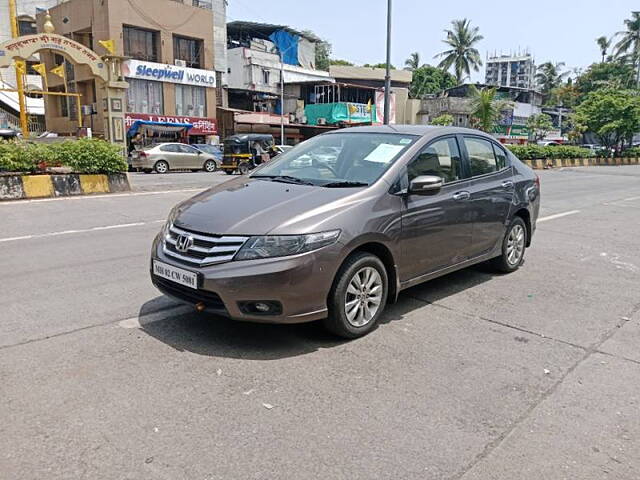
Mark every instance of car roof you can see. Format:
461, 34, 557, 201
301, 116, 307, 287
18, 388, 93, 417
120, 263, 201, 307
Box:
323, 124, 496, 140
224, 134, 274, 142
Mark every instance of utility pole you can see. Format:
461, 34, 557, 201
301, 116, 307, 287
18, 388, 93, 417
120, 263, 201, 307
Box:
8, 0, 29, 136
383, 0, 392, 125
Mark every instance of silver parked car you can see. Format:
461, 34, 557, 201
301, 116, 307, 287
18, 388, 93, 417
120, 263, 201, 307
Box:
130, 143, 219, 174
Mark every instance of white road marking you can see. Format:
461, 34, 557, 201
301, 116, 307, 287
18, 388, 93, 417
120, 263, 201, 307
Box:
537, 210, 581, 223
0, 220, 164, 243
118, 305, 193, 329
0, 188, 204, 206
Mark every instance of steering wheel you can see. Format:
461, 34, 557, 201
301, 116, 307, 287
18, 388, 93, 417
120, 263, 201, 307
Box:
310, 156, 339, 177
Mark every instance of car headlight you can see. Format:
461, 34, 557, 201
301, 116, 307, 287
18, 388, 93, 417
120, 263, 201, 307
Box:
235, 230, 341, 260
161, 206, 180, 238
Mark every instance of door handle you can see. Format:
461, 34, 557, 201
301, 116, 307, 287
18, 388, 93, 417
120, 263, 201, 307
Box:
452, 191, 470, 201
501, 181, 514, 189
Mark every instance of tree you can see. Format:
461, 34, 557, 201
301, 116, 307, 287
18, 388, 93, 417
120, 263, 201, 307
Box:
409, 65, 457, 99
434, 19, 484, 84
526, 114, 554, 141
535, 62, 570, 96
468, 85, 511, 133
364, 63, 396, 70
431, 114, 454, 126
613, 11, 640, 86
548, 83, 580, 108
575, 61, 636, 98
596, 36, 612, 63
571, 88, 640, 149
329, 59, 354, 66
405, 52, 421, 71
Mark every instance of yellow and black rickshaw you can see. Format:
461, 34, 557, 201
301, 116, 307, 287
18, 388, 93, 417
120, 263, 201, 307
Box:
220, 134, 275, 175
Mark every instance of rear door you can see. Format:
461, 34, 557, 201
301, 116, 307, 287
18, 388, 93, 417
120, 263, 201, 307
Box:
158, 144, 181, 169
461, 136, 515, 258
399, 136, 474, 281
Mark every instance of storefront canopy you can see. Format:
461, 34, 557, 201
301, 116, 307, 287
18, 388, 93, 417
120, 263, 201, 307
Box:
127, 120, 193, 138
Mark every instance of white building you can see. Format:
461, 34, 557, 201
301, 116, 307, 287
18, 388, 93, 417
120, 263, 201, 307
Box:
485, 53, 536, 90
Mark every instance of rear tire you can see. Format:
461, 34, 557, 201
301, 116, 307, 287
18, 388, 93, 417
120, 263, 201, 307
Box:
142, 168, 152, 174
324, 252, 388, 339
238, 163, 250, 175
154, 160, 169, 174
224, 170, 234, 175
203, 159, 217, 172
490, 216, 527, 273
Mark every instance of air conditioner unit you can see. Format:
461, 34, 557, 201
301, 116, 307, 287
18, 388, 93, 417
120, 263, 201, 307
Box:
175, 59, 187, 67
317, 118, 327, 126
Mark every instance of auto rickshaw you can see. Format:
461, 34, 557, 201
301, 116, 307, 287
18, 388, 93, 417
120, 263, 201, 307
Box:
220, 134, 275, 175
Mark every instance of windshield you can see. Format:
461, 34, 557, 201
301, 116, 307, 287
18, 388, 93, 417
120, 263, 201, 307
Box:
251, 133, 417, 187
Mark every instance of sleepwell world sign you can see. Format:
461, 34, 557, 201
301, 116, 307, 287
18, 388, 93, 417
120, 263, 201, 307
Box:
122, 59, 216, 88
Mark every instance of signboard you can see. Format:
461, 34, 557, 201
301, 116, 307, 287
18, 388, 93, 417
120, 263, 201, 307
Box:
122, 60, 216, 88
125, 113, 217, 135
494, 124, 529, 139
375, 91, 396, 125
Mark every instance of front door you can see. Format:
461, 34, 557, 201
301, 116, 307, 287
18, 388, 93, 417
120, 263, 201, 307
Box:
178, 144, 202, 169
461, 136, 515, 258
399, 136, 474, 281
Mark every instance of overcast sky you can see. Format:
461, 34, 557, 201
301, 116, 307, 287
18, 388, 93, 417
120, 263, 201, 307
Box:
228, 0, 638, 79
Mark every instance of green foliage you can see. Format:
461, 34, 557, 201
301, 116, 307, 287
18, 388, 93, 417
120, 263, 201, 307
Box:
435, 18, 483, 84
571, 88, 640, 149
526, 114, 554, 141
431, 114, 454, 126
596, 36, 612, 63
0, 141, 56, 173
575, 61, 636, 97
535, 62, 569, 96
468, 85, 511, 133
409, 64, 457, 99
329, 59, 353, 66
363, 63, 396, 70
613, 12, 640, 69
0, 139, 126, 173
404, 52, 421, 70
621, 146, 640, 157
508, 144, 595, 160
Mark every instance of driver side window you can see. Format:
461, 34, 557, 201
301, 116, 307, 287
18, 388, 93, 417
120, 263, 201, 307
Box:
408, 137, 463, 184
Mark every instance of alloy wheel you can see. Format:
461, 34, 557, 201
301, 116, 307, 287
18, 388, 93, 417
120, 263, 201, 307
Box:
204, 160, 216, 172
344, 267, 383, 327
506, 224, 525, 266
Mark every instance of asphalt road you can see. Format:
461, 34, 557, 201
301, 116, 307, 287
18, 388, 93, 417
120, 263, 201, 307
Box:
1, 167, 639, 479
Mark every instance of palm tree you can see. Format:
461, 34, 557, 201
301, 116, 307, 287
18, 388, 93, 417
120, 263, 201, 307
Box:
434, 19, 484, 84
596, 36, 612, 63
535, 62, 569, 95
614, 11, 640, 87
468, 85, 511, 133
404, 52, 420, 71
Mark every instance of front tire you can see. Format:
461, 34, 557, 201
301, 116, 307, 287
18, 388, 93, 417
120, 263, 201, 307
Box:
238, 163, 250, 175
490, 216, 527, 273
203, 159, 217, 172
324, 252, 388, 339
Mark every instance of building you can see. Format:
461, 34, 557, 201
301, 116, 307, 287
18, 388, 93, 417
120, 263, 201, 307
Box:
328, 65, 414, 124
485, 53, 536, 90
0, 0, 56, 132
41, 0, 219, 143
420, 84, 544, 144
224, 21, 336, 143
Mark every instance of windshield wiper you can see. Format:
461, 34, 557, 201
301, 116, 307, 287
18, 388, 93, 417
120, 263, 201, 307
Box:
251, 175, 315, 186
322, 181, 369, 188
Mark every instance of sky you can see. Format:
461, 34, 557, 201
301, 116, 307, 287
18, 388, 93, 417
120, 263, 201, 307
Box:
228, 0, 639, 80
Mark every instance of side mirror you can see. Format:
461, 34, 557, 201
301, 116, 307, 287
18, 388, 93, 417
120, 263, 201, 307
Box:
409, 175, 443, 195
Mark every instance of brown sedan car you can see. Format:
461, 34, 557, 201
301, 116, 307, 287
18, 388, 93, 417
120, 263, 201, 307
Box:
151, 126, 540, 338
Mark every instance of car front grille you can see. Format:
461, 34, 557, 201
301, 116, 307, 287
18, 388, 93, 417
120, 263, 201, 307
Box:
163, 224, 249, 267
152, 277, 227, 313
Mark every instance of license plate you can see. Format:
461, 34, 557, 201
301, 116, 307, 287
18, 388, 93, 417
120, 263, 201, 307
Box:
153, 260, 198, 289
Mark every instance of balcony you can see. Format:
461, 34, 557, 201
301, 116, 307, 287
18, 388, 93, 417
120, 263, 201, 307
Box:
170, 0, 212, 9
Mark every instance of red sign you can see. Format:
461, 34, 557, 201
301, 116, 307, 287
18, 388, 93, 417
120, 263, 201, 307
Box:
125, 113, 217, 135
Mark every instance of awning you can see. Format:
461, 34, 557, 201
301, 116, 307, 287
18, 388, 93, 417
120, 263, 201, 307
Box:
127, 120, 192, 137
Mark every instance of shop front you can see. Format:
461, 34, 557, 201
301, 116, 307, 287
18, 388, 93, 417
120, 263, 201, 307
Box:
125, 113, 217, 145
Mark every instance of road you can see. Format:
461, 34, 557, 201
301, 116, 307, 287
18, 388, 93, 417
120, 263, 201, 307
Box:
1, 167, 639, 479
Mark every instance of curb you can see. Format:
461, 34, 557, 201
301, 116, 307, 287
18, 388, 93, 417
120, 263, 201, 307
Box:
523, 157, 640, 170
0, 173, 131, 201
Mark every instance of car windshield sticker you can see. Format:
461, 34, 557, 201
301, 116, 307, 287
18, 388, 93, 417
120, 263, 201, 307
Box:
399, 138, 412, 145
364, 144, 406, 163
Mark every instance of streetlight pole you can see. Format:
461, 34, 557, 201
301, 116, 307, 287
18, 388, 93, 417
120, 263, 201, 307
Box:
383, 0, 392, 125
280, 52, 285, 146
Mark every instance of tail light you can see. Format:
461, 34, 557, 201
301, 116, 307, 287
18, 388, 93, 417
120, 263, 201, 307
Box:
534, 174, 540, 191
139, 151, 148, 158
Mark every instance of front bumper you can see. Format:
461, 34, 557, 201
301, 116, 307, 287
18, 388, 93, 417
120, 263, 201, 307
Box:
150, 234, 340, 324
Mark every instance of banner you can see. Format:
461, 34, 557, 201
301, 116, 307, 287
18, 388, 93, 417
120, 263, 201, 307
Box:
125, 113, 217, 135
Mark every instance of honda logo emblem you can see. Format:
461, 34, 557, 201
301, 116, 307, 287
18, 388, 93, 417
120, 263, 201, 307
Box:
175, 234, 194, 253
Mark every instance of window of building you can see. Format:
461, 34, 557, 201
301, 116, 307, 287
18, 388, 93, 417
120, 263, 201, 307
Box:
123, 26, 159, 62
261, 68, 270, 85
173, 35, 203, 68
175, 85, 206, 117
18, 18, 37, 36
126, 78, 164, 114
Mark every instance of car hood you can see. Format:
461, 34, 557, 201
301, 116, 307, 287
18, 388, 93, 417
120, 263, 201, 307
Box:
173, 177, 373, 235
